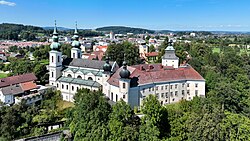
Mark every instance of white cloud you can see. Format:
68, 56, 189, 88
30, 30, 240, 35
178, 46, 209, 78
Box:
0, 0, 16, 6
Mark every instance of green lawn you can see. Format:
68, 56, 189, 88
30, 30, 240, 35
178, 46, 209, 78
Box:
212, 48, 221, 53
213, 47, 250, 55
0, 73, 8, 78
40, 59, 49, 65
57, 100, 74, 111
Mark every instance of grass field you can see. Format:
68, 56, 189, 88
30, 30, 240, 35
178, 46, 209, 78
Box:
212, 48, 221, 53
57, 100, 74, 111
0, 73, 8, 78
40, 59, 49, 65
213, 47, 250, 54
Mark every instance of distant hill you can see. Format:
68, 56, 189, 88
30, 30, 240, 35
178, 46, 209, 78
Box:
0, 23, 45, 33
96, 26, 155, 34
0, 23, 46, 40
43, 26, 71, 31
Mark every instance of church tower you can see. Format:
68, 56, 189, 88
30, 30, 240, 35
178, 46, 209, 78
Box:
49, 21, 62, 86
102, 56, 112, 95
118, 60, 131, 103
71, 22, 82, 59
162, 40, 179, 68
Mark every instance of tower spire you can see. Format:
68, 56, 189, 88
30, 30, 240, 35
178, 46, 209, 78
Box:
71, 21, 81, 49
74, 21, 78, 35
50, 20, 61, 50
53, 20, 58, 35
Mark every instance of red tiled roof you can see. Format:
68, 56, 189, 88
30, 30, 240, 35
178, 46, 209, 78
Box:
145, 52, 158, 57
20, 81, 38, 91
107, 64, 204, 87
0, 73, 37, 88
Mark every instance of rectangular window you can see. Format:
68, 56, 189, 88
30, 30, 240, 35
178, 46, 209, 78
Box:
161, 86, 164, 90
58, 56, 60, 62
187, 83, 190, 87
149, 87, 151, 92
187, 90, 190, 95
182, 83, 185, 88
156, 86, 158, 91
123, 83, 126, 89
195, 90, 198, 96
116, 94, 118, 102
51, 72, 54, 77
66, 85, 68, 90
170, 85, 173, 89
165, 92, 168, 98
175, 91, 178, 96
62, 84, 64, 89
170, 92, 173, 97
161, 93, 164, 98
175, 84, 178, 89
111, 92, 113, 101
182, 90, 185, 95
142, 88, 145, 93
152, 87, 154, 91
165, 85, 168, 90
123, 95, 126, 99
195, 83, 198, 88
156, 93, 159, 99
73, 53, 75, 58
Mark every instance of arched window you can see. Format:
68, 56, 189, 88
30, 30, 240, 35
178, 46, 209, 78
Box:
88, 77, 93, 80
77, 75, 82, 79
67, 74, 72, 78
51, 56, 54, 63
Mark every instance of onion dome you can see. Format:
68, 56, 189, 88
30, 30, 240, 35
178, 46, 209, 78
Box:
165, 40, 175, 51
50, 20, 61, 50
71, 21, 81, 48
119, 61, 130, 79
103, 57, 112, 72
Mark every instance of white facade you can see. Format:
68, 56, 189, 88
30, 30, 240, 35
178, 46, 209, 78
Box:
162, 59, 179, 69
104, 80, 205, 108
48, 50, 62, 86
0, 90, 14, 104
71, 48, 82, 59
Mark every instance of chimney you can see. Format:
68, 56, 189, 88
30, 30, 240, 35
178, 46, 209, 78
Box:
140, 66, 145, 71
149, 65, 154, 70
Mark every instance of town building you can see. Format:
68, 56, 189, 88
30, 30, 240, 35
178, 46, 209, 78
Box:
0, 73, 49, 105
102, 42, 205, 108
48, 22, 118, 102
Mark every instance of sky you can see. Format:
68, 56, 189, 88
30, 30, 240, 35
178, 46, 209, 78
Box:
0, 0, 250, 31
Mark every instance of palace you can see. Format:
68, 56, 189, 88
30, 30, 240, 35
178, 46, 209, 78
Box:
49, 22, 205, 107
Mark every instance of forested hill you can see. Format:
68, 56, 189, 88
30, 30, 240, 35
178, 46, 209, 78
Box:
0, 23, 46, 41
96, 26, 155, 34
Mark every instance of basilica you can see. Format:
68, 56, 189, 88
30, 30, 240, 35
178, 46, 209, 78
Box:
48, 23, 205, 107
